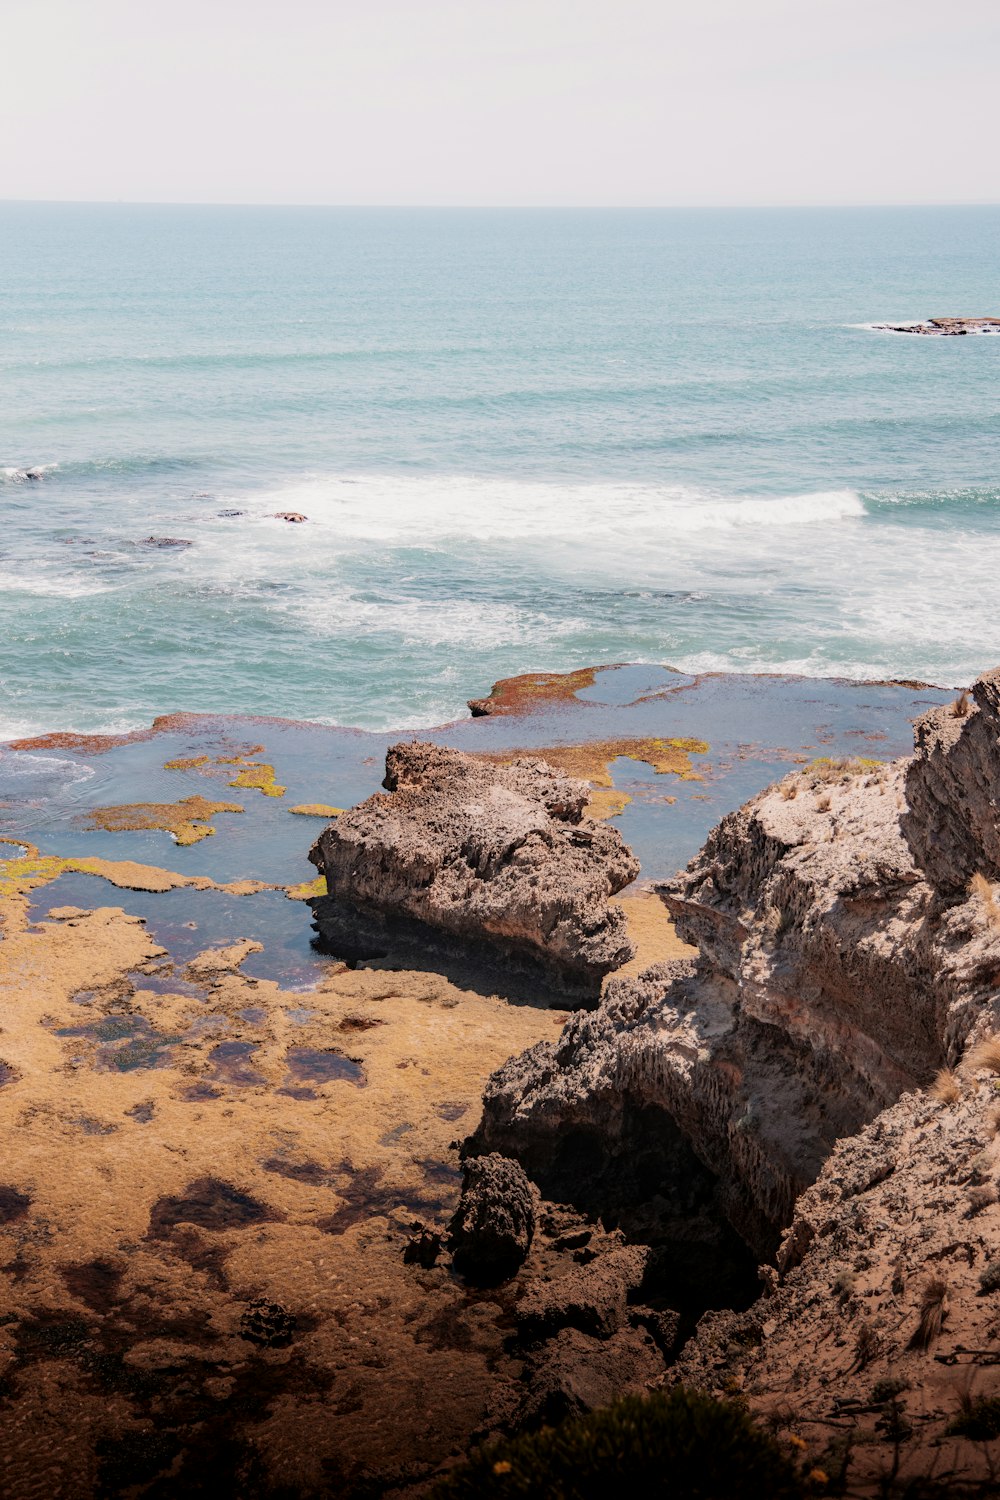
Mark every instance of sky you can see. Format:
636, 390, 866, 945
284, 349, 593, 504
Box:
1, 0, 997, 207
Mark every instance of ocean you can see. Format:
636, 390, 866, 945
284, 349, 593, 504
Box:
2, 202, 998, 738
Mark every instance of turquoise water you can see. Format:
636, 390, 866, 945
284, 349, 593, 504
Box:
2, 203, 999, 736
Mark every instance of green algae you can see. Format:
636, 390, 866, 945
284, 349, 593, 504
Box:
227, 763, 286, 798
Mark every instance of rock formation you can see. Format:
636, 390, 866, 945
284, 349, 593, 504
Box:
309, 741, 639, 998
671, 1060, 1000, 1494
873, 316, 1000, 335
447, 1153, 535, 1284
467, 675, 1000, 1374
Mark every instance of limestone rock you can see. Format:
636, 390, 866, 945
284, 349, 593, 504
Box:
447, 1153, 535, 1285
468, 670, 1000, 1277
902, 669, 1000, 894
516, 1324, 665, 1429
309, 741, 639, 997
673, 1077, 1000, 1494
515, 1242, 649, 1339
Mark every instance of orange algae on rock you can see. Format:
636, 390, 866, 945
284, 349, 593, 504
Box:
289, 804, 343, 817
468, 665, 618, 717
9, 712, 202, 756
86, 795, 244, 846
163, 755, 211, 771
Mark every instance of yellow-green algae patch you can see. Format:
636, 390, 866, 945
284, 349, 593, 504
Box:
86, 795, 244, 845
487, 735, 708, 788
163, 749, 284, 797
1, 842, 275, 901
226, 762, 286, 798
586, 788, 632, 820
286, 874, 327, 901
289, 803, 344, 817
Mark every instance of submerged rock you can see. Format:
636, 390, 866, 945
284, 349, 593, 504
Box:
447, 1153, 535, 1285
309, 741, 639, 998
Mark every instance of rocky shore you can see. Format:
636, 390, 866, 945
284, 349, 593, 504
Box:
459, 671, 1000, 1492
4, 665, 986, 1497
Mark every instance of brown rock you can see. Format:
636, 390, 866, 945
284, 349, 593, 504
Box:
447, 1153, 535, 1286
309, 742, 639, 998
515, 1242, 649, 1339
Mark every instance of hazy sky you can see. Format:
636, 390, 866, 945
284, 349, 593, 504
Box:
2, 0, 997, 206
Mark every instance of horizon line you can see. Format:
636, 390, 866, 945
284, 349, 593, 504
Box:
2, 197, 1000, 212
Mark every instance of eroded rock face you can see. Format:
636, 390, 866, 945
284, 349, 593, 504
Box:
309, 742, 639, 997
447, 1153, 535, 1285
903, 672, 1000, 894
673, 1067, 1000, 1495
469, 672, 1000, 1269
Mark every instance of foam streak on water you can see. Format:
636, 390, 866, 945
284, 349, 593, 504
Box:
2, 204, 999, 735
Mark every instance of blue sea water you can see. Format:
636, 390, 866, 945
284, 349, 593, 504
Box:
1, 202, 998, 737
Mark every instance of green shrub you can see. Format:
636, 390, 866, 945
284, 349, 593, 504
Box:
432, 1386, 805, 1500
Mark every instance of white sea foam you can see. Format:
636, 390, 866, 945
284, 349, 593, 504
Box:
2, 463, 59, 483
235, 474, 866, 546
0, 569, 114, 599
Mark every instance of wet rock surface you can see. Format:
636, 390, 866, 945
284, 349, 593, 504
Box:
310, 742, 639, 998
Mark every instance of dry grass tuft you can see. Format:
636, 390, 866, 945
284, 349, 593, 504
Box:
967, 1183, 998, 1216
968, 872, 1000, 930
929, 1067, 961, 1104
815, 794, 831, 812
780, 781, 798, 801
850, 1319, 883, 1372
809, 756, 883, 785
965, 1034, 1000, 1076
950, 691, 971, 719
908, 1278, 949, 1350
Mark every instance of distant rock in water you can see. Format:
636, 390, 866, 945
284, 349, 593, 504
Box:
138, 536, 193, 549
6, 466, 48, 482
308, 741, 639, 998
873, 316, 1000, 335
274, 511, 307, 523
